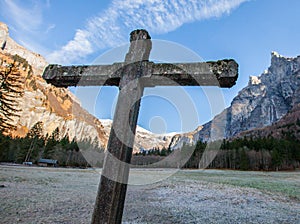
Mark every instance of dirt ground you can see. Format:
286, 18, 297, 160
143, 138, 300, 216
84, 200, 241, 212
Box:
0, 165, 299, 223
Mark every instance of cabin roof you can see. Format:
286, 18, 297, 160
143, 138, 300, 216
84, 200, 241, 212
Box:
38, 158, 57, 164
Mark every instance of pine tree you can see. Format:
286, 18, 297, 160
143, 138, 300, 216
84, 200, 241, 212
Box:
160, 147, 167, 156
43, 128, 60, 159
0, 131, 10, 161
0, 57, 25, 133
271, 148, 282, 171
240, 147, 250, 170
24, 122, 45, 162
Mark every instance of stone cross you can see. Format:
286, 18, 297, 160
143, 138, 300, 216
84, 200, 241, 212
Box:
43, 29, 238, 224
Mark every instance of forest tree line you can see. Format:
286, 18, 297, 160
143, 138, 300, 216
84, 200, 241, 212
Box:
133, 132, 300, 171
0, 121, 300, 171
0, 122, 104, 167
183, 134, 300, 171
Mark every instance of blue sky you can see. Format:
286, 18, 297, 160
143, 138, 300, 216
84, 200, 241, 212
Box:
1, 0, 300, 133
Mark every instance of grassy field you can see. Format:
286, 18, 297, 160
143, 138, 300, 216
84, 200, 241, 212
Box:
0, 165, 299, 223
176, 169, 300, 200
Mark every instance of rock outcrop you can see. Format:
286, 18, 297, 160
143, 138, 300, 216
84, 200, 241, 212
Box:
170, 52, 300, 148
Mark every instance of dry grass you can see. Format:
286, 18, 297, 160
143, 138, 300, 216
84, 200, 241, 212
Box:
0, 165, 299, 223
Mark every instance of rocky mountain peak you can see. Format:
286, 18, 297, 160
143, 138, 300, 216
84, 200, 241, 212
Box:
248, 76, 261, 85
229, 52, 300, 136
170, 52, 300, 149
267, 52, 300, 82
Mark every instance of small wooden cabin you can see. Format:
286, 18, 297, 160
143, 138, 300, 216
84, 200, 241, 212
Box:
38, 158, 58, 167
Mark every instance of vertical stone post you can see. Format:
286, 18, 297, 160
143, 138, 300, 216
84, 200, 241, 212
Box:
91, 30, 152, 224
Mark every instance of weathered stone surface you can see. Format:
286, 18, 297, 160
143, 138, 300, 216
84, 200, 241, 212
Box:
150, 60, 238, 87
170, 52, 300, 148
43, 60, 238, 88
92, 29, 152, 224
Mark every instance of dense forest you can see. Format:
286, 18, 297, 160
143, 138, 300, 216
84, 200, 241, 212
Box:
182, 135, 300, 171
134, 133, 300, 171
0, 122, 104, 167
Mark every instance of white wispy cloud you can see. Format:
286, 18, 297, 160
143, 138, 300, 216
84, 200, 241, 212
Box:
47, 0, 248, 64
0, 0, 53, 55
2, 0, 44, 32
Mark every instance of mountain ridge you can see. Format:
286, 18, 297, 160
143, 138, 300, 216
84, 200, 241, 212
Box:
170, 52, 300, 148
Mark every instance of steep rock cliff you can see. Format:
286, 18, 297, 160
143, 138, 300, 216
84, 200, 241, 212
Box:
170, 52, 300, 148
238, 103, 300, 140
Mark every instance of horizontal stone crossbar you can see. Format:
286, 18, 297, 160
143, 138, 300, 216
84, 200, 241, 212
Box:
43, 60, 238, 88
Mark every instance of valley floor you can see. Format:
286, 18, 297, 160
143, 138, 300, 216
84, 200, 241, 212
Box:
0, 165, 299, 223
